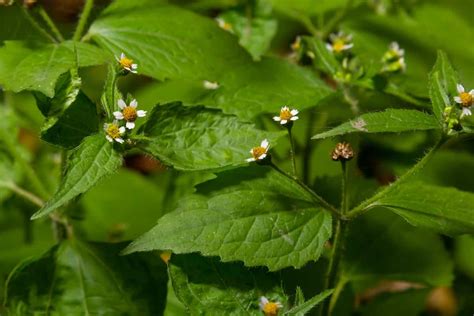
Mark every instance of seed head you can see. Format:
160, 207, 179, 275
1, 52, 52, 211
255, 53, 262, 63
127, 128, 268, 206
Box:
331, 142, 354, 161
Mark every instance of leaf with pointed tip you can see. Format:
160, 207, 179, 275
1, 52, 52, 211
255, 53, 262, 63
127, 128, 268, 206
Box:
312, 109, 440, 140
31, 134, 122, 219
285, 289, 333, 316
138, 102, 285, 171
124, 166, 332, 271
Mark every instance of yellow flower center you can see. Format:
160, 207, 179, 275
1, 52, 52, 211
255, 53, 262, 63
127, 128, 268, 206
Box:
332, 39, 346, 53
123, 106, 137, 121
106, 124, 121, 139
291, 39, 301, 51
263, 302, 280, 316
460, 92, 473, 107
119, 57, 134, 69
252, 146, 266, 160
279, 108, 292, 120
160, 251, 172, 264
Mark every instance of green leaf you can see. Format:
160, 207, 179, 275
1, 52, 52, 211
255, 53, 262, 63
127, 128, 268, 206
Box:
312, 109, 440, 140
88, 1, 332, 120
304, 36, 339, 75
429, 51, 460, 123
124, 166, 332, 271
0, 41, 108, 97
285, 289, 333, 316
169, 253, 287, 315
373, 182, 474, 236
5, 240, 168, 315
359, 289, 431, 316
455, 235, 474, 280
139, 102, 285, 171
343, 211, 453, 292
31, 134, 122, 219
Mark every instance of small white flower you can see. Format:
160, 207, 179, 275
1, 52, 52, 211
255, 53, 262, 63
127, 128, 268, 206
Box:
461, 107, 472, 118
389, 42, 404, 58
246, 139, 270, 162
203, 80, 219, 90
216, 17, 233, 32
113, 99, 146, 130
326, 31, 353, 53
454, 84, 474, 107
104, 121, 126, 144
259, 296, 283, 316
116, 53, 138, 74
273, 106, 299, 125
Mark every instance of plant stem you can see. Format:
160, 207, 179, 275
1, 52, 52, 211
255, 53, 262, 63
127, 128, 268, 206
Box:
20, 5, 57, 43
321, 0, 354, 38
340, 161, 349, 213
288, 127, 298, 178
37, 6, 64, 42
73, 0, 94, 42
0, 181, 44, 207
346, 138, 444, 219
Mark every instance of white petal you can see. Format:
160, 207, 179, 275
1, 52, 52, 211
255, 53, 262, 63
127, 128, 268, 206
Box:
131, 69, 138, 74
326, 43, 333, 52
454, 96, 462, 104
273, 116, 281, 121
249, 149, 254, 154
276, 302, 283, 308
119, 126, 126, 134
457, 84, 465, 93
137, 110, 147, 117
260, 297, 269, 310
469, 90, 474, 96
246, 157, 256, 162
115, 138, 124, 144
120, 52, 125, 59
126, 121, 135, 129
113, 111, 124, 120
258, 153, 267, 160
106, 135, 113, 142
291, 116, 299, 121
281, 106, 289, 111
130, 99, 138, 108
280, 120, 287, 125
290, 109, 299, 115
461, 108, 472, 118
118, 99, 127, 109
261, 139, 269, 149
131, 64, 138, 69
103, 123, 109, 130
344, 43, 354, 50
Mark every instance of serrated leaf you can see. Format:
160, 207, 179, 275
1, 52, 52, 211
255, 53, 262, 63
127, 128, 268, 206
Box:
0, 41, 108, 97
373, 182, 474, 236
31, 134, 122, 219
429, 51, 460, 123
5, 240, 168, 315
285, 289, 333, 316
124, 166, 332, 271
138, 102, 285, 171
88, 1, 332, 120
169, 253, 287, 315
312, 109, 440, 140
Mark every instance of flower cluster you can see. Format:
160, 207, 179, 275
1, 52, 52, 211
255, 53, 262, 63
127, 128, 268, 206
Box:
104, 99, 147, 143
381, 42, 406, 73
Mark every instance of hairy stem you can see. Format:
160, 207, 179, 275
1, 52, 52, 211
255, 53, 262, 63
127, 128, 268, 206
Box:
0, 181, 44, 207
73, 0, 94, 42
288, 127, 298, 178
37, 6, 64, 42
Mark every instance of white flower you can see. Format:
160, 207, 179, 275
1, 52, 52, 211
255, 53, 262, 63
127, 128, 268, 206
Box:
389, 42, 404, 58
454, 84, 474, 107
273, 106, 299, 125
113, 99, 147, 130
259, 296, 283, 316
104, 121, 126, 144
116, 53, 138, 73
326, 31, 353, 53
203, 80, 219, 90
216, 17, 233, 32
246, 139, 270, 162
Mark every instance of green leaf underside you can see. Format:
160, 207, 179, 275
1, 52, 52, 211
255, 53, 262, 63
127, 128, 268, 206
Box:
343, 211, 453, 292
32, 134, 122, 219
5, 240, 167, 315
169, 253, 287, 315
312, 109, 440, 139
285, 289, 333, 315
88, 1, 332, 120
0, 41, 108, 97
429, 51, 460, 123
373, 182, 474, 236
124, 166, 332, 271
139, 102, 285, 171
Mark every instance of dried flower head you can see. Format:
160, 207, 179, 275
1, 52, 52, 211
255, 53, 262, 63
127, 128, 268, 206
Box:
331, 142, 354, 161
259, 297, 283, 316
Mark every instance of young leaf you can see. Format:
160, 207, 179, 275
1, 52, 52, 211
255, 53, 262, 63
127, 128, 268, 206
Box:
429, 51, 460, 123
373, 182, 474, 236
284, 289, 334, 316
31, 134, 122, 219
138, 102, 285, 171
168, 253, 287, 315
312, 109, 440, 140
124, 166, 332, 271
5, 240, 168, 315
0, 41, 108, 97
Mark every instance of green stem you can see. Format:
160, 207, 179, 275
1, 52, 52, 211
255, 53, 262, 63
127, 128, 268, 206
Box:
73, 0, 94, 42
20, 5, 57, 43
288, 127, 298, 178
37, 6, 64, 42
340, 161, 349, 213
321, 0, 354, 38
0, 181, 44, 207
346, 138, 444, 219
270, 162, 342, 218
328, 277, 348, 313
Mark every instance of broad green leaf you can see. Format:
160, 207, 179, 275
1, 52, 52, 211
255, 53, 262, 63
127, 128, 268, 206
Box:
285, 289, 333, 316
343, 211, 453, 292
169, 253, 287, 315
0, 41, 108, 97
270, 0, 365, 16
88, 1, 332, 120
429, 51, 459, 123
124, 166, 332, 271
5, 240, 168, 315
373, 182, 474, 236
31, 134, 122, 219
218, 0, 277, 60
312, 109, 440, 140
138, 102, 285, 171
